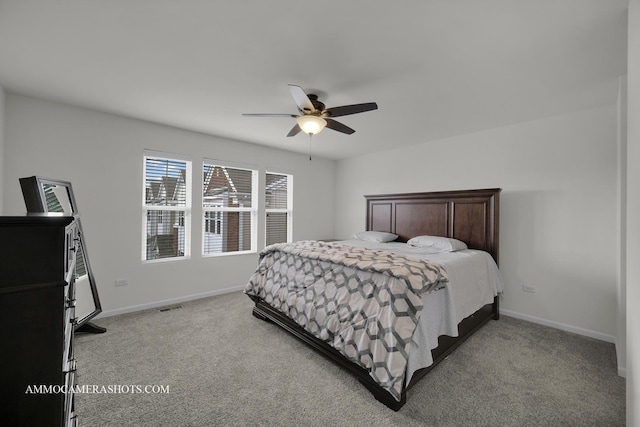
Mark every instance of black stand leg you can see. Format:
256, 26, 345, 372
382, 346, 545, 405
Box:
76, 321, 107, 334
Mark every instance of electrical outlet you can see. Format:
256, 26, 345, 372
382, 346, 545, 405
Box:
115, 278, 129, 287
522, 283, 536, 293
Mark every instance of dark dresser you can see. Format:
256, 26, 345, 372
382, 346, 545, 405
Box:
0, 215, 79, 426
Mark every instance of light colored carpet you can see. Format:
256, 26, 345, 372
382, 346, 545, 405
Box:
74, 291, 625, 426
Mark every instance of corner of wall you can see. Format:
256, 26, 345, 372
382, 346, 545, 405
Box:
616, 75, 627, 376
0, 86, 5, 214
626, 0, 640, 423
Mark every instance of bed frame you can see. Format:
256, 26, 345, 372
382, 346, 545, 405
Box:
249, 188, 501, 410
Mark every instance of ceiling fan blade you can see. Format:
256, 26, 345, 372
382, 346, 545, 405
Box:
323, 102, 378, 118
325, 118, 355, 135
242, 113, 297, 118
288, 84, 315, 113
287, 124, 302, 137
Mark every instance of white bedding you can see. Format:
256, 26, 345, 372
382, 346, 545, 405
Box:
337, 239, 504, 383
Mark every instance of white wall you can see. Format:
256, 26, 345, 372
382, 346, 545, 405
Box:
2, 93, 336, 314
626, 0, 639, 422
335, 104, 619, 340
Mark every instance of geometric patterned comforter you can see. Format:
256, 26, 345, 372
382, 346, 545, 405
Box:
244, 241, 449, 401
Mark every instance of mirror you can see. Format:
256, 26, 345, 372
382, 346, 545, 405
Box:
19, 176, 105, 333
44, 183, 74, 214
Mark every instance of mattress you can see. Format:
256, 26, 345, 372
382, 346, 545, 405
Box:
336, 239, 504, 383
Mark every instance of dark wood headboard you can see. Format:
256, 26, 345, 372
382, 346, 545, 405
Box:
365, 188, 501, 263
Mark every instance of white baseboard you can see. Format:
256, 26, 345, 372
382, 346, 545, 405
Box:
499, 309, 617, 344
500, 310, 626, 377
95, 284, 246, 319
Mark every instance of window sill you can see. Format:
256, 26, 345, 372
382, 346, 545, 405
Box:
142, 256, 190, 264
202, 250, 257, 258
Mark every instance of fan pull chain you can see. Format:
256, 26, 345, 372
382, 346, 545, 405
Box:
308, 134, 313, 161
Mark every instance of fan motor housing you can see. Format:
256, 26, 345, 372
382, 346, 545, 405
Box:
307, 94, 325, 112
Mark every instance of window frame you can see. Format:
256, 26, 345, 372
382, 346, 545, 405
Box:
202, 159, 258, 257
141, 150, 192, 263
265, 171, 293, 246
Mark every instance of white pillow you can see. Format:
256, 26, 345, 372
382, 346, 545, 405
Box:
352, 231, 398, 243
407, 235, 468, 252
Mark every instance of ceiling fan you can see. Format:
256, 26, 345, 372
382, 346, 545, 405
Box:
242, 84, 378, 137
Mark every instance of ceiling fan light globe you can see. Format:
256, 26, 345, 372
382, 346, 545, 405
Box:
297, 115, 327, 135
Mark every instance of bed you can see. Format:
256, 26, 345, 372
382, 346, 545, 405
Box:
244, 188, 502, 410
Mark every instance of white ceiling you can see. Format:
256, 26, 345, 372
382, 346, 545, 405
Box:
0, 0, 628, 160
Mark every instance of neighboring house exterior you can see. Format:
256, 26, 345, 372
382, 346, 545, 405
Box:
145, 170, 186, 259
203, 165, 251, 253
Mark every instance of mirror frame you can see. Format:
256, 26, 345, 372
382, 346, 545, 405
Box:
19, 176, 104, 331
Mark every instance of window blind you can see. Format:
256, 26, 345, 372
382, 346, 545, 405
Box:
143, 154, 191, 261
145, 158, 188, 207
42, 184, 65, 213
202, 163, 256, 255
75, 241, 87, 277
265, 172, 291, 245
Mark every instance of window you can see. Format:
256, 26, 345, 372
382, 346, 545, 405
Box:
202, 161, 257, 255
142, 152, 191, 261
265, 172, 292, 246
